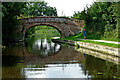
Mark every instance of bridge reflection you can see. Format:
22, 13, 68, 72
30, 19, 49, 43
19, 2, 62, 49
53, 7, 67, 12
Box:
23, 39, 85, 64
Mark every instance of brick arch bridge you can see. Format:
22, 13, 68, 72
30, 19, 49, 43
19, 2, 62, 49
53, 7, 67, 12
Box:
19, 16, 84, 40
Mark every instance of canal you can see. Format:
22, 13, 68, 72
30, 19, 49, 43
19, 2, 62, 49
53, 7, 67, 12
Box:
2, 37, 120, 79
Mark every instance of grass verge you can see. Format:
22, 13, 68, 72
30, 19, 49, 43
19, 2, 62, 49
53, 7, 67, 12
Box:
59, 35, 119, 48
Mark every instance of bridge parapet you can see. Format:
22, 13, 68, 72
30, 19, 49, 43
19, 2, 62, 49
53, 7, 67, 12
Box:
22, 16, 79, 25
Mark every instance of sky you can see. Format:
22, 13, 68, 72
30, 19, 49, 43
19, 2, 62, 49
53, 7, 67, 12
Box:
43, 0, 94, 17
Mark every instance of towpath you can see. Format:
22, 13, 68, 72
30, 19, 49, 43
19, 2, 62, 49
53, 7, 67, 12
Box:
79, 39, 119, 44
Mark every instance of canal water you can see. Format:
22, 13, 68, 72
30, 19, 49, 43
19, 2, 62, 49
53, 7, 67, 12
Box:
2, 38, 120, 79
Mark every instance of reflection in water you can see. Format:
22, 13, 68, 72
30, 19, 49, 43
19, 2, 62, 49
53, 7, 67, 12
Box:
2, 55, 21, 67
2, 38, 120, 79
76, 47, 120, 64
22, 64, 90, 78
32, 38, 61, 57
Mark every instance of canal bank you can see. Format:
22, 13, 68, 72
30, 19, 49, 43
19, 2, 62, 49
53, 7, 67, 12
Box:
52, 39, 120, 64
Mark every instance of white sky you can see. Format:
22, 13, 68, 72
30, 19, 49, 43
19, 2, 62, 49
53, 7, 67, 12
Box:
43, 0, 94, 17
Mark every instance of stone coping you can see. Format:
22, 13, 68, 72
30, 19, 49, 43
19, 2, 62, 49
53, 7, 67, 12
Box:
75, 41, 119, 57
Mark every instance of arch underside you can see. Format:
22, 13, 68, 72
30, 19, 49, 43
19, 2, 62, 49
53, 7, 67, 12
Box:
23, 23, 81, 38
24, 23, 63, 38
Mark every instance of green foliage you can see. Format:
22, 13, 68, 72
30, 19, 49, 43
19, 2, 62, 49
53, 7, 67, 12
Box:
72, 2, 119, 41
2, 1, 58, 46
2, 2, 27, 45
23, 1, 57, 17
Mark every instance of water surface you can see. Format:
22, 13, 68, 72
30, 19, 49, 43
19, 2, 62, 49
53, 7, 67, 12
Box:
2, 38, 120, 79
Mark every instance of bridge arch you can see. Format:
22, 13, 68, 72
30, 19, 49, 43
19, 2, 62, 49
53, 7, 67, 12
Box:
24, 23, 62, 38
18, 16, 84, 40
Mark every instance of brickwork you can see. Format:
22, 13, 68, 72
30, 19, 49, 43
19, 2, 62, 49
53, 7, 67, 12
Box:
18, 16, 84, 38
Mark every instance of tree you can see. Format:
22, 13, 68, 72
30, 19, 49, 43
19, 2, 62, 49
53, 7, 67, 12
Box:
2, 2, 27, 45
2, 1, 58, 45
23, 1, 57, 17
72, 2, 119, 41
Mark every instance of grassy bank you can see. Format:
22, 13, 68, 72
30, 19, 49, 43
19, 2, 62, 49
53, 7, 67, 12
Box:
59, 33, 119, 48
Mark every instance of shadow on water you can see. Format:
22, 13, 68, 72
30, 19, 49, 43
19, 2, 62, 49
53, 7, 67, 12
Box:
2, 55, 21, 67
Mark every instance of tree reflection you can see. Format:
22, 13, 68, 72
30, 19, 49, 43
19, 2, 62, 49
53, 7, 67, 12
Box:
82, 54, 120, 79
